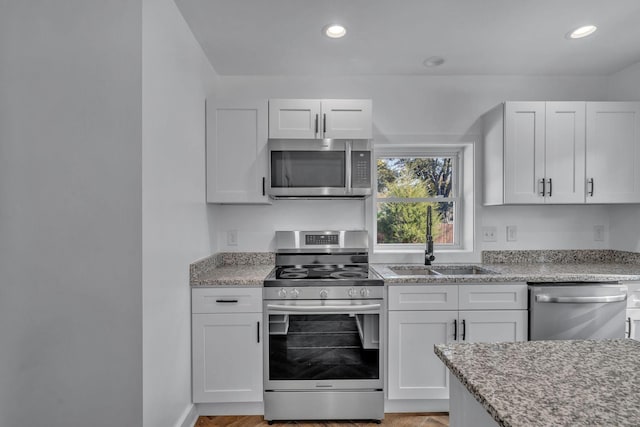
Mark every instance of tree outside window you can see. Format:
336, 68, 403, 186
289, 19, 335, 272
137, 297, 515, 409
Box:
376, 156, 457, 246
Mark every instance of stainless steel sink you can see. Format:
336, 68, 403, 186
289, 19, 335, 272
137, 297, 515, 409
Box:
431, 266, 497, 275
389, 265, 498, 276
388, 266, 441, 276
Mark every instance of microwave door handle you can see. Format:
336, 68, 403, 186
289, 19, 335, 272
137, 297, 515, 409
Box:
345, 140, 352, 194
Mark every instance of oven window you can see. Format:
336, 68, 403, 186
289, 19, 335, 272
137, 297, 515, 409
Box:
271, 151, 345, 188
268, 313, 379, 380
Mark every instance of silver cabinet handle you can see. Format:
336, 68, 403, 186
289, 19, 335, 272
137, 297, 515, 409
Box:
267, 303, 381, 312
627, 317, 632, 338
539, 178, 546, 197
536, 294, 627, 303
461, 319, 466, 341
453, 319, 458, 341
548, 178, 552, 197
216, 299, 239, 303
588, 178, 594, 197
314, 114, 319, 136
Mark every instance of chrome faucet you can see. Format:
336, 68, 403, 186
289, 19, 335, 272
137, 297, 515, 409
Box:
425, 205, 435, 265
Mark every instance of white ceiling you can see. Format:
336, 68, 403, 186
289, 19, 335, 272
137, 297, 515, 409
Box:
175, 0, 640, 76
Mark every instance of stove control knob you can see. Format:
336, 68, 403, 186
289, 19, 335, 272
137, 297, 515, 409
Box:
278, 288, 287, 298
360, 288, 370, 297
348, 288, 358, 298
319, 289, 329, 299
290, 288, 300, 298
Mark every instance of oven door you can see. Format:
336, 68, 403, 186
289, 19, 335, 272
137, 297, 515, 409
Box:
263, 299, 384, 391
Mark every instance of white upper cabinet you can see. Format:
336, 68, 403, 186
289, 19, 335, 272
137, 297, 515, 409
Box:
206, 99, 270, 204
484, 101, 639, 205
545, 102, 586, 203
502, 101, 547, 204
586, 102, 640, 203
268, 99, 372, 140
502, 101, 585, 204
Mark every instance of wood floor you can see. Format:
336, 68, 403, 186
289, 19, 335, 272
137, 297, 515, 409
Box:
195, 413, 449, 427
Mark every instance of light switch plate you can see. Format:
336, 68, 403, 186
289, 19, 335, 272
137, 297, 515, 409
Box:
594, 225, 605, 241
227, 230, 238, 246
506, 225, 517, 241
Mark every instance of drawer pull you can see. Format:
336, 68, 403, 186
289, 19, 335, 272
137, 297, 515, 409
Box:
216, 299, 239, 304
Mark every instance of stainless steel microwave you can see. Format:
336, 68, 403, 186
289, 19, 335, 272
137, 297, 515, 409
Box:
267, 139, 372, 199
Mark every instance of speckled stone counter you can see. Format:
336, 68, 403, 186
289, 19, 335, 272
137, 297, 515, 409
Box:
190, 252, 274, 287
372, 262, 640, 284
434, 339, 640, 427
373, 249, 640, 284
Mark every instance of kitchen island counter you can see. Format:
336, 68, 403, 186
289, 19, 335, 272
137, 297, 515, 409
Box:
435, 339, 640, 427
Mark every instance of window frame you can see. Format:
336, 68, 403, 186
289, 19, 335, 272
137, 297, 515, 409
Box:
372, 144, 465, 252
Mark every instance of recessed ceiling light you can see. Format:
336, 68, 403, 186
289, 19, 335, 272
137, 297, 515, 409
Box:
567, 25, 597, 39
423, 56, 445, 67
323, 24, 346, 39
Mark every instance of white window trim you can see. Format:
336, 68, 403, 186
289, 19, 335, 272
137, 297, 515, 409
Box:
366, 142, 475, 263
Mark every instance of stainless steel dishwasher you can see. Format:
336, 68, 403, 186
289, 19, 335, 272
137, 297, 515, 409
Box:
529, 283, 628, 340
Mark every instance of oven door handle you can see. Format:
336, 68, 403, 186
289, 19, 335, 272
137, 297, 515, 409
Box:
266, 303, 381, 312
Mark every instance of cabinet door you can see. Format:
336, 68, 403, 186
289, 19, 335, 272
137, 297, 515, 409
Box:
192, 313, 263, 403
206, 99, 270, 204
627, 309, 640, 340
545, 102, 586, 203
504, 101, 546, 204
586, 102, 640, 203
458, 310, 528, 343
322, 99, 372, 139
268, 99, 321, 139
387, 310, 456, 400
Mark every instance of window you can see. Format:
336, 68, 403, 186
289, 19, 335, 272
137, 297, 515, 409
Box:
374, 146, 463, 250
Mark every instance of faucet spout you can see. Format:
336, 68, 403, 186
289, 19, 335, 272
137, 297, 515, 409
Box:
425, 205, 435, 265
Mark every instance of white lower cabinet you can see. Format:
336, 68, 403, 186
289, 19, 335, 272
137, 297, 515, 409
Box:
192, 288, 263, 403
627, 309, 640, 340
387, 283, 527, 401
626, 282, 640, 340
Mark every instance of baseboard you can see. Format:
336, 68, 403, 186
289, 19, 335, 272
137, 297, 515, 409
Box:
175, 403, 198, 427
196, 402, 265, 416
384, 398, 449, 413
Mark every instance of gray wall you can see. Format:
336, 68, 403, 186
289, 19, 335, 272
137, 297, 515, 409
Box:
142, 0, 218, 425
0, 2, 143, 426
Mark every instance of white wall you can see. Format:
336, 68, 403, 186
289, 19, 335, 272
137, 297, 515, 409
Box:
607, 60, 640, 252
211, 75, 612, 260
0, 2, 143, 427
142, 0, 218, 426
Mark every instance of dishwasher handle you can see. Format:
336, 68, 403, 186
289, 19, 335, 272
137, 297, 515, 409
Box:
535, 293, 627, 303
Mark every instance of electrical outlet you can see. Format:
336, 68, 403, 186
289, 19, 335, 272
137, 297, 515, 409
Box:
594, 225, 605, 242
227, 230, 238, 246
506, 225, 518, 241
482, 226, 497, 242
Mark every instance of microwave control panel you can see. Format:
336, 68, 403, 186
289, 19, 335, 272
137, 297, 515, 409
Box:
351, 151, 371, 188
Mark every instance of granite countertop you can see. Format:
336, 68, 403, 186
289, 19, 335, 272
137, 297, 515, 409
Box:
434, 339, 640, 427
373, 262, 640, 284
189, 250, 640, 287
190, 252, 274, 287
373, 249, 640, 284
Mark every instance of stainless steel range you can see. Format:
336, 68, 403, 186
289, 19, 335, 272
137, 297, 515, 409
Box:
263, 230, 384, 424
